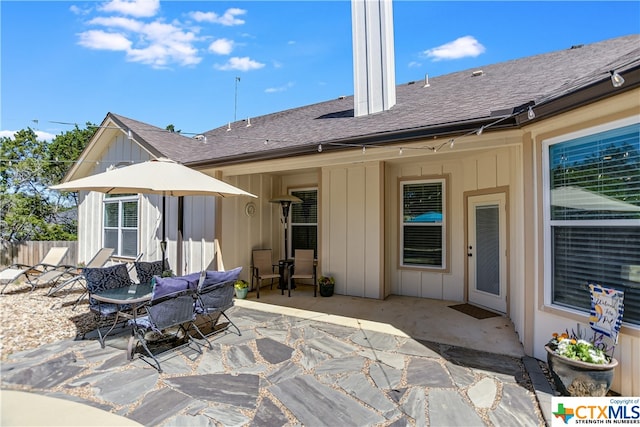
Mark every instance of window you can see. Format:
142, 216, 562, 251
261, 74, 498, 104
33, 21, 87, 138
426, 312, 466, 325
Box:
290, 188, 318, 257
401, 178, 446, 269
544, 119, 640, 326
104, 195, 138, 257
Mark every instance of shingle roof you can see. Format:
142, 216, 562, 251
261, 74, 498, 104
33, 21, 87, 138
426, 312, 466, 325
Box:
110, 34, 640, 166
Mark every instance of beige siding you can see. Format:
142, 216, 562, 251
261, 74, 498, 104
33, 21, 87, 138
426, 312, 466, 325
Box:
321, 163, 383, 298
529, 90, 640, 396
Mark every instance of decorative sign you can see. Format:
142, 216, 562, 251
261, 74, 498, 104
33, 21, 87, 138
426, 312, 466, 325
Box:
589, 284, 624, 344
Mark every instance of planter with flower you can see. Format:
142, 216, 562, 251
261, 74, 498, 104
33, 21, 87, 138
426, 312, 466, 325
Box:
318, 275, 335, 297
545, 326, 618, 397
234, 279, 249, 299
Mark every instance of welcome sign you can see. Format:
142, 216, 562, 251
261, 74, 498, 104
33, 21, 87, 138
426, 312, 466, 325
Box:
589, 284, 625, 344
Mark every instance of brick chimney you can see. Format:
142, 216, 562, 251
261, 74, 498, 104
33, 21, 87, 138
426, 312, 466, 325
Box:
351, 0, 396, 117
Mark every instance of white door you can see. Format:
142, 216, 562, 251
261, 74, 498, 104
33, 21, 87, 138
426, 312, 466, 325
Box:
467, 193, 507, 313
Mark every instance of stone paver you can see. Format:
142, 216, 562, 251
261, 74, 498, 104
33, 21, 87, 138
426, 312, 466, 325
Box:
1, 305, 546, 426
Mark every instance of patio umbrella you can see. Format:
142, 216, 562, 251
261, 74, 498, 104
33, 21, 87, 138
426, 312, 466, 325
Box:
50, 158, 257, 266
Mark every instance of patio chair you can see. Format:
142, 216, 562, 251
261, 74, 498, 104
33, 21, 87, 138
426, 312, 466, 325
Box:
1, 247, 70, 294
288, 249, 317, 297
194, 266, 242, 342
85, 263, 135, 348
127, 278, 206, 373
47, 248, 116, 308
251, 249, 281, 298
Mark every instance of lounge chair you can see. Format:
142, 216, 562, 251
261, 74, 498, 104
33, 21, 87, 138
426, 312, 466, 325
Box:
0, 247, 70, 294
47, 248, 116, 307
251, 249, 281, 299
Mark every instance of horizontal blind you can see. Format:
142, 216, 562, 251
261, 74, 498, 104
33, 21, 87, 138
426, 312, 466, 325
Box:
549, 123, 640, 220
401, 180, 444, 268
552, 226, 640, 324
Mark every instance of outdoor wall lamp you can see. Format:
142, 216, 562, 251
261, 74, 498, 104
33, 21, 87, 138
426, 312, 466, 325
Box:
270, 195, 302, 260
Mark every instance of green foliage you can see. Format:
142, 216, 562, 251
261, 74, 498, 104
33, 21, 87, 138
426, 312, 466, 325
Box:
0, 124, 95, 242
234, 279, 249, 289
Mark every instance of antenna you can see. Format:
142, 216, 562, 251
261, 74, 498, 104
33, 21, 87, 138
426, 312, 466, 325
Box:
234, 76, 240, 122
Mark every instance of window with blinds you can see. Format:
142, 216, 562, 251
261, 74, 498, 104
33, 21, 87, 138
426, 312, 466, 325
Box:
401, 179, 446, 269
104, 195, 138, 258
290, 188, 318, 257
546, 120, 640, 326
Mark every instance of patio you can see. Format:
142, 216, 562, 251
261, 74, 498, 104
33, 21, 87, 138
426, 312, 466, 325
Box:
1, 286, 551, 426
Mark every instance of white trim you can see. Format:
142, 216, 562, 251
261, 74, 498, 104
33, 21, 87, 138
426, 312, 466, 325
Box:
541, 115, 640, 314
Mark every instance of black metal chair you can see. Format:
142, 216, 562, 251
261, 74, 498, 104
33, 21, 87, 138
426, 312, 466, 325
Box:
194, 267, 242, 342
127, 283, 206, 373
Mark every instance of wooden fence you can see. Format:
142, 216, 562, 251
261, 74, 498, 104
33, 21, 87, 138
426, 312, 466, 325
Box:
0, 241, 78, 268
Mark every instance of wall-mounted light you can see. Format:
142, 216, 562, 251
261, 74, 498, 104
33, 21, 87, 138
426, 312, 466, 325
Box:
318, 144, 323, 153
610, 70, 625, 88
527, 106, 536, 120
127, 129, 133, 140
476, 126, 484, 136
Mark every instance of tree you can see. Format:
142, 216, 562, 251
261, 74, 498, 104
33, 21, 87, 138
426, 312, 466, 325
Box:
165, 124, 181, 133
0, 124, 94, 242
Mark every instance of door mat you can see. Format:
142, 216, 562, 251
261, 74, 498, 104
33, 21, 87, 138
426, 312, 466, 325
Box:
449, 303, 501, 319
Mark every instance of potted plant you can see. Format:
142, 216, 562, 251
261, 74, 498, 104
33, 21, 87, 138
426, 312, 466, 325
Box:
234, 279, 249, 299
318, 275, 335, 297
545, 325, 618, 397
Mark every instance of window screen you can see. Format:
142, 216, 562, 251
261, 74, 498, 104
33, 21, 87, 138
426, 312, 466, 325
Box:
401, 179, 445, 268
547, 122, 640, 325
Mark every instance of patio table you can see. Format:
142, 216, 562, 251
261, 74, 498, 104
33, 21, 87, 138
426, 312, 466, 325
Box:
91, 283, 153, 347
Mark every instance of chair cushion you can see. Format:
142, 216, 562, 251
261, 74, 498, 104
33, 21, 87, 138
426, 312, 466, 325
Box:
84, 263, 131, 307
204, 266, 242, 288
135, 260, 165, 285
152, 276, 191, 300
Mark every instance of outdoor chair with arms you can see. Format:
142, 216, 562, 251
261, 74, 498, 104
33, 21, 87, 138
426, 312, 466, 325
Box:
288, 249, 317, 297
84, 263, 135, 348
251, 249, 281, 298
195, 266, 242, 342
127, 276, 207, 373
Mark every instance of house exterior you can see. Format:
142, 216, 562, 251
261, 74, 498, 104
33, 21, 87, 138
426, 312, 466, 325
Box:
60, 33, 640, 395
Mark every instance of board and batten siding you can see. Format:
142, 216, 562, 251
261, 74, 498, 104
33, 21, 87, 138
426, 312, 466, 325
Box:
321, 162, 384, 299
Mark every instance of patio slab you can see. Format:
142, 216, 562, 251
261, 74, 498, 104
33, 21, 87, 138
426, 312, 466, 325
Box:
1, 291, 548, 426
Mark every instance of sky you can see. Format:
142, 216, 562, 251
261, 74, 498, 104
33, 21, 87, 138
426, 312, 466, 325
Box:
2, 1, 639, 141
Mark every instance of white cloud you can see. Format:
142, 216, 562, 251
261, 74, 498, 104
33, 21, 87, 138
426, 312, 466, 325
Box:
214, 57, 265, 71
208, 38, 234, 55
99, 0, 160, 18
78, 17, 200, 68
423, 36, 485, 61
408, 61, 421, 68
77, 30, 132, 51
190, 8, 246, 26
265, 82, 294, 93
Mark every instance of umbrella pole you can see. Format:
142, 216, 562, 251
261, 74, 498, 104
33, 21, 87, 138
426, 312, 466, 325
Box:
161, 194, 167, 271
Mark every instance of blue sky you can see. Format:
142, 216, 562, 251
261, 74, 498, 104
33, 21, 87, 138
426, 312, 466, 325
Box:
2, 1, 639, 141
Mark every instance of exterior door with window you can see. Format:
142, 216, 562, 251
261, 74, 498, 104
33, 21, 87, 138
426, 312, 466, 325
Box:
467, 193, 507, 313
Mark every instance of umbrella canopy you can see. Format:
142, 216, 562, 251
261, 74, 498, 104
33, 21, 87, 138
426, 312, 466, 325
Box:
50, 158, 257, 269
50, 158, 256, 198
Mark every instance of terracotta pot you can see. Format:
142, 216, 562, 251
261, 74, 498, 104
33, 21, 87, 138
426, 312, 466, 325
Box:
545, 345, 618, 397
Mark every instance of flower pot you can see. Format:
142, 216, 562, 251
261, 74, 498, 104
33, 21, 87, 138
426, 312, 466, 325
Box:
545, 345, 618, 396
235, 287, 248, 299
319, 283, 334, 297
